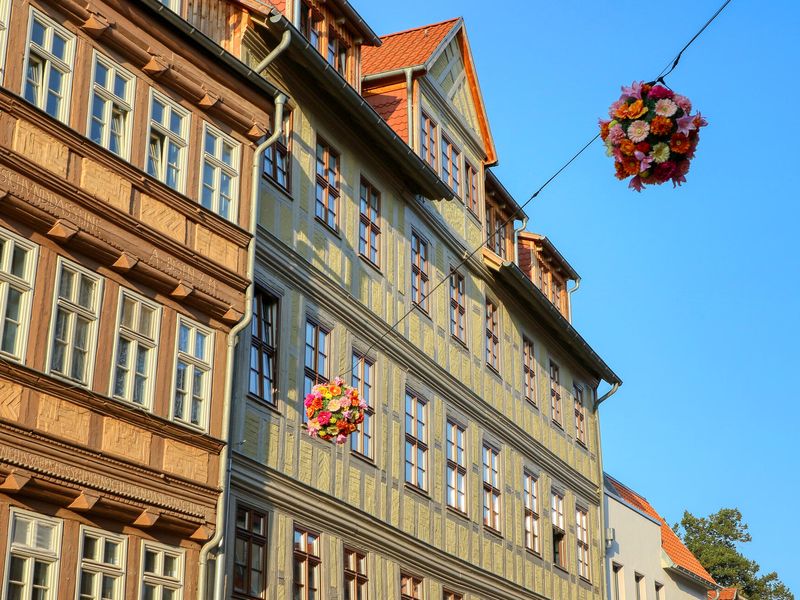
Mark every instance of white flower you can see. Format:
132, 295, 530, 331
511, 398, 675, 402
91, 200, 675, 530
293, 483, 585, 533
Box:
655, 98, 678, 118
627, 120, 650, 143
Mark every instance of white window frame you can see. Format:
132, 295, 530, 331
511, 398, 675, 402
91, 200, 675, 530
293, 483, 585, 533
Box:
349, 351, 374, 459
146, 89, 190, 193
46, 258, 103, 387
445, 419, 466, 513
87, 51, 135, 160
109, 288, 161, 410
198, 123, 240, 222
3, 508, 63, 600
576, 505, 591, 580
22, 7, 76, 123
75, 526, 127, 600
0, 0, 12, 85
140, 541, 184, 600
523, 470, 540, 554
171, 316, 213, 431
0, 226, 37, 363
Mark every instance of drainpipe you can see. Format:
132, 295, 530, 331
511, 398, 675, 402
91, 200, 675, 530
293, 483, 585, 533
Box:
292, 0, 302, 28
405, 68, 414, 149
255, 26, 292, 73
567, 277, 581, 323
595, 385, 611, 600
513, 215, 528, 265
596, 382, 619, 406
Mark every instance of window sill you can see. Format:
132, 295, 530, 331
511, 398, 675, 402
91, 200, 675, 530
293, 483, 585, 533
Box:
579, 575, 592, 586
247, 393, 282, 415
554, 564, 569, 575
482, 524, 503, 539
262, 173, 292, 199
350, 449, 376, 468
526, 548, 543, 561
552, 419, 564, 431
358, 253, 382, 276
446, 505, 469, 521
486, 363, 502, 380
404, 482, 430, 500
450, 334, 469, 352
411, 301, 432, 321
576, 439, 589, 452
525, 397, 539, 411
315, 216, 341, 238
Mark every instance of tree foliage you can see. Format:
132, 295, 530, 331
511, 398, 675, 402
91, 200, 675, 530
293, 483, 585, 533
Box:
674, 508, 794, 600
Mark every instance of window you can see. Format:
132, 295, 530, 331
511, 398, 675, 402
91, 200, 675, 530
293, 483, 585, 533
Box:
400, 573, 422, 600
327, 30, 348, 77
612, 564, 624, 600
550, 361, 562, 426
404, 391, 428, 491
49, 259, 102, 386
443, 592, 462, 600
315, 140, 340, 231
485, 299, 499, 372
574, 384, 587, 445
343, 548, 367, 600
635, 573, 645, 600
147, 91, 190, 192
88, 53, 134, 158
420, 112, 437, 170
523, 338, 536, 405
249, 291, 278, 405
77, 527, 126, 600
299, 3, 321, 52
552, 278, 563, 313
551, 491, 566, 569
157, 0, 181, 12
4, 509, 62, 600
111, 290, 160, 408
359, 179, 380, 266
0, 0, 12, 84
303, 320, 329, 421
482, 444, 501, 532
447, 271, 466, 344
576, 507, 590, 580
200, 124, 240, 221
172, 317, 213, 430
263, 112, 291, 190
350, 353, 374, 458
440, 136, 461, 197
445, 420, 466, 513
293, 528, 320, 600
655, 582, 665, 600
465, 162, 479, 216
523, 471, 540, 554
233, 506, 267, 599
485, 205, 508, 259
0, 228, 36, 362
140, 542, 184, 600
410, 232, 429, 312
23, 9, 75, 123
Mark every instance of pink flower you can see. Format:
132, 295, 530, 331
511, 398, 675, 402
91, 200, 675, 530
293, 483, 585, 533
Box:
675, 114, 697, 136
628, 176, 644, 192
608, 99, 625, 119
317, 411, 332, 426
654, 98, 678, 118
358, 400, 368, 410
621, 81, 645, 99
342, 410, 353, 420
304, 395, 313, 407
333, 376, 345, 386
648, 85, 673, 99
693, 112, 708, 128
634, 150, 654, 173
608, 124, 626, 144
627, 120, 650, 143
673, 94, 692, 113
336, 433, 348, 445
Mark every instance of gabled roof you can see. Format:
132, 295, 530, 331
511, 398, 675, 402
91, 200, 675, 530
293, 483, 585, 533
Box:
713, 588, 745, 600
605, 474, 717, 588
362, 18, 460, 75
518, 231, 580, 281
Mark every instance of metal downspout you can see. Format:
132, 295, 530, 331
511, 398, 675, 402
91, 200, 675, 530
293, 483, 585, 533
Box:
292, 0, 302, 28
595, 381, 620, 600
405, 68, 414, 149
567, 277, 581, 323
255, 27, 292, 73
513, 215, 529, 265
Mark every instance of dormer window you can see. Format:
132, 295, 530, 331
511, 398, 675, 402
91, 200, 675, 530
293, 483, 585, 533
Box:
300, 3, 322, 53
327, 30, 348, 77
485, 204, 509, 259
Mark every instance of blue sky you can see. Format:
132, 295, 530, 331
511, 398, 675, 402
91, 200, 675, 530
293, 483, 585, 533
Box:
360, 0, 800, 592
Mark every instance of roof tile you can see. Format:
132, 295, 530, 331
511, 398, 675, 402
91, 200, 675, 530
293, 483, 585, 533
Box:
362, 18, 460, 76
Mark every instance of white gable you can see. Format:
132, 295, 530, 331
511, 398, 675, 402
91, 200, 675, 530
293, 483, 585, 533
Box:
429, 38, 481, 137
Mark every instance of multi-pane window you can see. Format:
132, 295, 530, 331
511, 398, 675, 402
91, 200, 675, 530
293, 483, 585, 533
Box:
327, 30, 348, 77
147, 91, 190, 192
249, 291, 278, 405
359, 179, 380, 266
446, 420, 466, 513
482, 444, 501, 531
88, 53, 134, 158
449, 271, 466, 344
552, 278, 564, 313
299, 3, 322, 52
441, 135, 461, 196
443, 592, 463, 600
574, 384, 587, 445
523, 338, 536, 405
172, 317, 213, 430
77, 527, 126, 600
655, 582, 665, 600
404, 391, 428, 491
233, 505, 267, 599
612, 564, 623, 600
23, 9, 76, 123
200, 124, 240, 221
157, 0, 181, 12
111, 290, 160, 408
420, 112, 437, 170
576, 507, 590, 580
400, 574, 422, 600
485, 205, 508, 259
264, 113, 291, 190
315, 140, 340, 230
49, 260, 102, 386
343, 548, 367, 600
303, 319, 329, 405
293, 528, 320, 600
0, 0, 12, 84
550, 362, 562, 425
465, 162, 479, 215
485, 299, 499, 371
350, 353, 374, 458
4, 509, 62, 600
523, 471, 540, 554
0, 228, 36, 362
141, 543, 184, 600
551, 491, 566, 569
635, 574, 645, 600
410, 232, 429, 312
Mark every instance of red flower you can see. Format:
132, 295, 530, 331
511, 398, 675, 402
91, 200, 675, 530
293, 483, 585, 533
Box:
670, 133, 691, 154
648, 85, 674, 100
620, 139, 635, 156
635, 142, 650, 153
653, 161, 677, 181
650, 116, 673, 136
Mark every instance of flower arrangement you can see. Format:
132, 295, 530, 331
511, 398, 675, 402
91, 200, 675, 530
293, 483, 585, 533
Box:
600, 81, 707, 191
304, 376, 367, 444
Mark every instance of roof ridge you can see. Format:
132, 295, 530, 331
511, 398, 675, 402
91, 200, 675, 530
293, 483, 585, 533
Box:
378, 16, 461, 40
605, 473, 652, 504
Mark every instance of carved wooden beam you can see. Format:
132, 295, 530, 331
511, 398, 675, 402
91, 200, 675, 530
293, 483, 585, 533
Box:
47, 220, 80, 243
133, 509, 160, 528
68, 491, 101, 511
170, 281, 194, 300
111, 252, 139, 272
0, 472, 31, 492
190, 524, 213, 541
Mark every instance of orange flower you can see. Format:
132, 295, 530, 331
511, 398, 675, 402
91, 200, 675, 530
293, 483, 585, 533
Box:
614, 161, 627, 180
306, 406, 315, 418
623, 158, 640, 176
670, 133, 691, 154
650, 116, 673, 136
625, 99, 648, 119
311, 397, 323, 411
329, 385, 341, 396
600, 121, 611, 141
619, 139, 635, 156
350, 397, 360, 407
337, 420, 350, 432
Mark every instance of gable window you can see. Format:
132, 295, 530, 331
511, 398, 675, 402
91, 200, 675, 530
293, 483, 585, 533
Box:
400, 573, 422, 600
550, 361, 562, 426
523, 471, 540, 554
350, 352, 374, 458
293, 528, 320, 600
200, 124, 240, 221
140, 543, 184, 600
449, 271, 466, 344
249, 291, 278, 405
299, 3, 322, 53
551, 491, 566, 569
410, 232, 429, 312
485, 299, 499, 372
465, 162, 479, 216
420, 112, 437, 170
77, 527, 126, 600
111, 290, 160, 408
4, 509, 62, 600
358, 179, 380, 267
404, 391, 428, 491
445, 420, 466, 513
315, 139, 340, 231
576, 506, 590, 580
49, 259, 102, 386
327, 30, 348, 78
485, 205, 508, 259
441, 135, 461, 197
23, 9, 76, 123
264, 112, 291, 190
303, 319, 329, 420
482, 444, 501, 532
233, 505, 267, 599
343, 548, 367, 600
147, 91, 190, 192
523, 338, 536, 405
0, 228, 36, 362
172, 317, 213, 430
88, 53, 134, 159
574, 384, 587, 445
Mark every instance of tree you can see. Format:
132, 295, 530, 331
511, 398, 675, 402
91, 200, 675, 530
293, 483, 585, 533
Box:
674, 508, 794, 600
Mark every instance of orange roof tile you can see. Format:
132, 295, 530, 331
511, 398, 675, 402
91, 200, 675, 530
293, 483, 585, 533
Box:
362, 18, 460, 76
607, 476, 716, 588
363, 84, 408, 142
713, 588, 739, 600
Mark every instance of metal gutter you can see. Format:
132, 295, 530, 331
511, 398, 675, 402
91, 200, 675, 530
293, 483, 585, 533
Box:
328, 0, 382, 46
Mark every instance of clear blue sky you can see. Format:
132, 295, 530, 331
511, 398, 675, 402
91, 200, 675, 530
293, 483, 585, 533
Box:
360, 0, 799, 592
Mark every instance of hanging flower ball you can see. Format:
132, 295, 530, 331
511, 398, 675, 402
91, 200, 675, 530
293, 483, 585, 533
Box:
600, 81, 707, 192
303, 377, 367, 444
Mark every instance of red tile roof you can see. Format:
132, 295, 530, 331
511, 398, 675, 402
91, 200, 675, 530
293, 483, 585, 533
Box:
607, 476, 716, 588
363, 84, 408, 142
713, 588, 740, 600
362, 18, 460, 76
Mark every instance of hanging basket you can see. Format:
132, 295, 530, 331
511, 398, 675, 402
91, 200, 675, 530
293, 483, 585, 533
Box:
304, 377, 367, 444
600, 81, 707, 191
